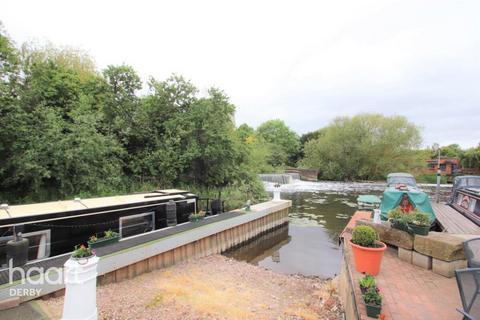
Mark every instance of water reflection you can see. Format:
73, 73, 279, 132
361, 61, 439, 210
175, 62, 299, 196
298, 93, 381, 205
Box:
224, 191, 368, 278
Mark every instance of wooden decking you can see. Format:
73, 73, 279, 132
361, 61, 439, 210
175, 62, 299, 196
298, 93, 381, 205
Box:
432, 202, 480, 235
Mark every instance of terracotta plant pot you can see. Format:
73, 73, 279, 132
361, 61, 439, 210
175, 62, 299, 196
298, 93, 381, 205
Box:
349, 239, 387, 276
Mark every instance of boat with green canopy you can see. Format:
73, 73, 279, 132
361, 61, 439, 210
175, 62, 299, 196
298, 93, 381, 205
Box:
380, 173, 436, 223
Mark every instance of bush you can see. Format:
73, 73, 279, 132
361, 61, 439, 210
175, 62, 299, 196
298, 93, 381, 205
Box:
352, 225, 378, 248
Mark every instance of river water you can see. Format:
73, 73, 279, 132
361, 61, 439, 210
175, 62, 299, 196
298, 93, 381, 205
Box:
224, 181, 452, 278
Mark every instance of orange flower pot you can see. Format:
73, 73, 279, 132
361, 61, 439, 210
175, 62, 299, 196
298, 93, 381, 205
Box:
349, 239, 387, 276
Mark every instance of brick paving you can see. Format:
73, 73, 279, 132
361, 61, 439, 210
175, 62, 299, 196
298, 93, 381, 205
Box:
343, 226, 462, 319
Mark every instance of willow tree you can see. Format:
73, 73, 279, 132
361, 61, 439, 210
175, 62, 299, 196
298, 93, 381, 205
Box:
301, 114, 422, 181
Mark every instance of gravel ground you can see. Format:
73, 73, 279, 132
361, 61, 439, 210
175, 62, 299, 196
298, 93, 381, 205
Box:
40, 255, 343, 320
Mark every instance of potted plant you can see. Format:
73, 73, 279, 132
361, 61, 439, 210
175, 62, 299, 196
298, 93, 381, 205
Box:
359, 274, 376, 294
388, 207, 409, 232
189, 210, 206, 222
87, 229, 120, 249
71, 244, 95, 260
363, 286, 382, 318
388, 208, 430, 236
405, 211, 430, 236
350, 225, 387, 276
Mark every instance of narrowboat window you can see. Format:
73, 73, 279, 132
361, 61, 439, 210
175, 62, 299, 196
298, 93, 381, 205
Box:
23, 230, 51, 261
119, 212, 155, 238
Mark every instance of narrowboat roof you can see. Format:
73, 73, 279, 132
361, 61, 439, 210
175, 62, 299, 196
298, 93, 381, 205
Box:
0, 189, 193, 220
387, 172, 414, 178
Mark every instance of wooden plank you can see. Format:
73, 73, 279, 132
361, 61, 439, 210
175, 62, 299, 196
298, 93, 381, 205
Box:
432, 202, 480, 235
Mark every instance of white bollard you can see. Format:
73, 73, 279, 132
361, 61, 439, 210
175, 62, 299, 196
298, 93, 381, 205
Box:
273, 188, 281, 200
373, 209, 381, 224
62, 256, 99, 320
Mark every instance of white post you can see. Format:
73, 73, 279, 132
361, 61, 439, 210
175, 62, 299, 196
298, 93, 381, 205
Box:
62, 256, 99, 320
373, 209, 381, 224
273, 186, 281, 200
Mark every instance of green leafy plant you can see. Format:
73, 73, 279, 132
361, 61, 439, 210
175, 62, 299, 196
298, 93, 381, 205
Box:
387, 207, 404, 220
71, 244, 94, 259
89, 230, 118, 243
189, 210, 206, 221
359, 274, 376, 293
103, 229, 118, 238
407, 211, 430, 226
388, 207, 430, 228
363, 287, 382, 306
352, 225, 379, 248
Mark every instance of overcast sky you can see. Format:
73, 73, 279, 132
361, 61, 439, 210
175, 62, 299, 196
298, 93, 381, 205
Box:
2, 0, 479, 148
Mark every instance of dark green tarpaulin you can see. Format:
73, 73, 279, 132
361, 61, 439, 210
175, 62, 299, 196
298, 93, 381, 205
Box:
380, 187, 436, 222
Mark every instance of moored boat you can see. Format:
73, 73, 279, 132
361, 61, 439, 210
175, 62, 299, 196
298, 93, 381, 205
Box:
448, 175, 480, 225
0, 189, 198, 267
380, 173, 436, 224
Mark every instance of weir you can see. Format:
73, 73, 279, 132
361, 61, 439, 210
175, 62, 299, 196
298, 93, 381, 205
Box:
0, 200, 291, 307
258, 174, 295, 184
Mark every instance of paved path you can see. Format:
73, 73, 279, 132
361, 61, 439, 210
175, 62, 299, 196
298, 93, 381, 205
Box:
344, 232, 462, 320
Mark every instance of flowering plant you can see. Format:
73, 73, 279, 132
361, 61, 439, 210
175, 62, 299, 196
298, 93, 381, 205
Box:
359, 274, 376, 294
363, 286, 382, 306
71, 244, 95, 259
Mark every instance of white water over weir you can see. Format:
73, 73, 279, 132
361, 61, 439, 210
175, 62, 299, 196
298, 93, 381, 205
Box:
258, 173, 299, 184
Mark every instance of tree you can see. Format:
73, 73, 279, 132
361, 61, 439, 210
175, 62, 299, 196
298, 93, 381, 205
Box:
256, 119, 300, 167
236, 124, 274, 174
461, 145, 480, 169
301, 114, 422, 181
0, 23, 269, 205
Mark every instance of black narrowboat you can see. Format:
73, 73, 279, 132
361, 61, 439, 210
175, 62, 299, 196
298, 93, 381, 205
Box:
0, 189, 197, 267
449, 176, 480, 226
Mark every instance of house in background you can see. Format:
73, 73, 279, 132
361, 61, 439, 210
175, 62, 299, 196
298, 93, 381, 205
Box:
425, 157, 460, 176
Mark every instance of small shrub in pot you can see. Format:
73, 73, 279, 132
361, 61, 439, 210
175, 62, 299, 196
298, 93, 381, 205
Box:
349, 225, 387, 275
352, 225, 379, 248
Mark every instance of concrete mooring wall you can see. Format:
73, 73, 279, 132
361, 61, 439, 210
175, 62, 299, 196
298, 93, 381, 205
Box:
0, 200, 291, 305
97, 204, 290, 286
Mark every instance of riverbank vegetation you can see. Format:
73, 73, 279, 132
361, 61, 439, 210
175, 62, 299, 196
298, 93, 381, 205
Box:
1, 24, 276, 204
300, 114, 423, 181
1, 22, 478, 204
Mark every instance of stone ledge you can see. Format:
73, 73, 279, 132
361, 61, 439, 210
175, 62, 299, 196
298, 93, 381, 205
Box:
356, 219, 414, 249
414, 232, 466, 262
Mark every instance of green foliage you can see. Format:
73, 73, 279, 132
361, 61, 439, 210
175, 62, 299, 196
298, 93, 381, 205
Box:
256, 119, 300, 167
388, 208, 430, 227
359, 274, 376, 290
461, 145, 480, 169
352, 225, 379, 248
301, 114, 422, 181
103, 230, 118, 239
71, 245, 94, 258
387, 207, 405, 220
363, 287, 382, 306
406, 210, 430, 226
0, 24, 267, 206
416, 173, 447, 184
